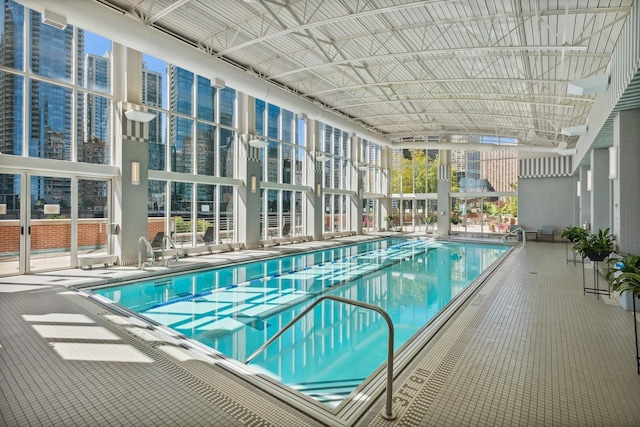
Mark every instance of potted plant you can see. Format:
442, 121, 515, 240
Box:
573, 228, 617, 261
561, 225, 588, 243
384, 215, 395, 231
606, 254, 640, 310
605, 254, 640, 374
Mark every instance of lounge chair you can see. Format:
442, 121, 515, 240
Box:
538, 226, 554, 242
282, 223, 291, 237
150, 232, 165, 249
202, 226, 214, 244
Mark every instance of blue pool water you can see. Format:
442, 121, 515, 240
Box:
92, 238, 507, 406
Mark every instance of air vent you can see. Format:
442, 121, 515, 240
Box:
42, 9, 67, 30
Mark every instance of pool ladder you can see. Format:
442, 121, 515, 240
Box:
503, 227, 526, 247
138, 237, 155, 270
245, 295, 397, 421
138, 236, 180, 269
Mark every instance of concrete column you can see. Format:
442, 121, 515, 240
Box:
352, 134, 362, 234
305, 119, 323, 240
380, 147, 392, 230
437, 150, 451, 236
590, 148, 611, 232
236, 93, 261, 249
579, 165, 591, 230
112, 44, 149, 265
614, 108, 640, 254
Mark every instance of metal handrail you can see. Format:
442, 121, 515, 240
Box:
245, 294, 396, 420
503, 227, 526, 247
161, 235, 179, 266
138, 236, 155, 269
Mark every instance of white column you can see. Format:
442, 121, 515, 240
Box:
112, 44, 149, 265
614, 108, 640, 254
590, 148, 610, 232
437, 150, 451, 236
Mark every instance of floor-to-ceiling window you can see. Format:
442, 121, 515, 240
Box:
255, 99, 306, 240
143, 54, 238, 247
0, 1, 115, 275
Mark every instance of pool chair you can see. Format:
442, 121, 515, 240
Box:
150, 232, 165, 248
282, 223, 291, 237
202, 226, 215, 244
538, 226, 555, 242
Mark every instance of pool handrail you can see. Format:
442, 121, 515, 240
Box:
161, 234, 179, 266
503, 227, 526, 247
244, 294, 396, 421
138, 236, 155, 269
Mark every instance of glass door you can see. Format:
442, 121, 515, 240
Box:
0, 173, 23, 276
28, 175, 73, 272
77, 178, 110, 260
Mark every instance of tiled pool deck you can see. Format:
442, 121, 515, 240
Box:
1, 236, 639, 426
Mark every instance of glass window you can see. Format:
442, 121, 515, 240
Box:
142, 55, 166, 109
197, 76, 216, 122
1, 1, 24, 71
266, 140, 279, 182
219, 128, 235, 178
30, 10, 74, 84
29, 80, 72, 160
282, 109, 294, 143
81, 31, 111, 93
196, 183, 215, 245
294, 147, 305, 186
267, 104, 280, 139
77, 91, 111, 164
297, 117, 305, 147
196, 122, 216, 176
282, 144, 293, 185
219, 86, 235, 127
0, 72, 23, 155
148, 110, 167, 171
170, 66, 193, 115
255, 98, 266, 135
171, 181, 193, 247
170, 116, 193, 173
220, 185, 234, 243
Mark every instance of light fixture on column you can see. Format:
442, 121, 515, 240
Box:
131, 161, 140, 185
586, 170, 592, 191
250, 176, 257, 193
248, 136, 268, 148
316, 183, 321, 197
609, 146, 618, 179
315, 151, 329, 161
125, 108, 156, 123
577, 180, 581, 198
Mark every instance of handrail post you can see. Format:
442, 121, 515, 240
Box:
245, 295, 396, 420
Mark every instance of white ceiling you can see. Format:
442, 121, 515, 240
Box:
96, 0, 633, 148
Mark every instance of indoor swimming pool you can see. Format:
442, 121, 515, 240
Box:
91, 238, 508, 407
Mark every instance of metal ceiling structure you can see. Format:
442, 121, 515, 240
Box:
94, 0, 633, 149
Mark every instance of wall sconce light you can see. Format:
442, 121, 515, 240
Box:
609, 146, 618, 179
248, 137, 268, 148
586, 170, 592, 191
125, 109, 156, 123
316, 151, 330, 162
250, 176, 257, 193
577, 180, 581, 198
316, 183, 321, 197
358, 189, 363, 198
131, 161, 140, 185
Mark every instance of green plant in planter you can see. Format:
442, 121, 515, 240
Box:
450, 216, 462, 225
560, 225, 588, 243
606, 254, 640, 295
573, 228, 617, 261
384, 215, 395, 223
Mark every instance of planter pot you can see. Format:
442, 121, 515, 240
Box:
614, 290, 637, 311
587, 252, 610, 262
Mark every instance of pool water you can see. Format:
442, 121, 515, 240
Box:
92, 238, 507, 406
